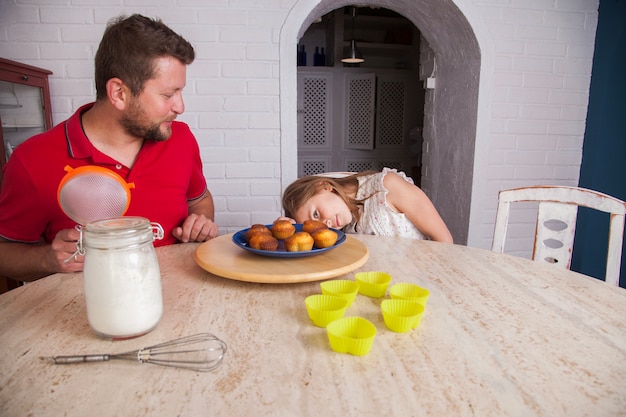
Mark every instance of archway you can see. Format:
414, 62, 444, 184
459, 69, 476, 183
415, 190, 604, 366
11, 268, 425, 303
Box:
280, 0, 490, 244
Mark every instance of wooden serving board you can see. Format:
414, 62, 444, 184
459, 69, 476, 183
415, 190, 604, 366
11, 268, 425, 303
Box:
194, 233, 369, 283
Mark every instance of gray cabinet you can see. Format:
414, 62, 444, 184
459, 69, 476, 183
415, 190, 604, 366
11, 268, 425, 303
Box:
297, 68, 421, 178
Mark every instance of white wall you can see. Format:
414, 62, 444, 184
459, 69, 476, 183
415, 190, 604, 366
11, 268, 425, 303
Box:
0, 0, 599, 254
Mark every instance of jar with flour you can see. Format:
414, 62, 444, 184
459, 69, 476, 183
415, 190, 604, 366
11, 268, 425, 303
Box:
80, 217, 164, 339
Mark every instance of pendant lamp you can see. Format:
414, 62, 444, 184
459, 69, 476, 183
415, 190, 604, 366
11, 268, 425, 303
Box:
341, 7, 364, 64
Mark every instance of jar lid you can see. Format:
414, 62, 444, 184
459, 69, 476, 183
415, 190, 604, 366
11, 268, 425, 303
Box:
84, 216, 150, 233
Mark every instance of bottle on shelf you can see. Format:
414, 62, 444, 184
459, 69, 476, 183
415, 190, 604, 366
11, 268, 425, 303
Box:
313, 47, 326, 66
297, 45, 307, 66
313, 47, 322, 66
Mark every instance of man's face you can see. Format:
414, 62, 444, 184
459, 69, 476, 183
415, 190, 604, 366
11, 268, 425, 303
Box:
120, 56, 187, 142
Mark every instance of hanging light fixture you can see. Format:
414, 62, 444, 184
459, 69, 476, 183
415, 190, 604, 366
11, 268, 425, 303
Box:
341, 7, 364, 64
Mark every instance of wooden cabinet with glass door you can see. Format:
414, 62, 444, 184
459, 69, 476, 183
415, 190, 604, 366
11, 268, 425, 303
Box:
0, 58, 53, 186
0, 58, 53, 293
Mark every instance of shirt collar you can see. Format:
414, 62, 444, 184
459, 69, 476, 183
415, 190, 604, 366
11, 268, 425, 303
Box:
64, 102, 96, 160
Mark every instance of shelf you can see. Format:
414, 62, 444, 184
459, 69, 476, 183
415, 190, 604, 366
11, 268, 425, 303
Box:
2, 123, 45, 129
345, 41, 414, 57
300, 7, 419, 70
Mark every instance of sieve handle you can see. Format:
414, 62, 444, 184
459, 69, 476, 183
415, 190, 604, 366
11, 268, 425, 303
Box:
62, 225, 84, 263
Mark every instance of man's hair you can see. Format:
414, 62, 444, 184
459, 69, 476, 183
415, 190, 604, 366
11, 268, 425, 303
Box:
94, 14, 195, 99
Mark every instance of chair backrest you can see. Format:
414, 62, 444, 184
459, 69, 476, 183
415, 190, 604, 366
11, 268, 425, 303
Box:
491, 186, 626, 286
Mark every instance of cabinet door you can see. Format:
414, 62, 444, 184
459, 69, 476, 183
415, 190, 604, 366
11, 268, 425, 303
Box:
343, 72, 375, 150
376, 76, 409, 148
0, 81, 48, 160
343, 72, 420, 175
0, 59, 53, 186
297, 71, 332, 176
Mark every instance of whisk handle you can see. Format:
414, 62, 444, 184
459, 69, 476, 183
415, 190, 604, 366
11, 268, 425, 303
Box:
42, 354, 111, 364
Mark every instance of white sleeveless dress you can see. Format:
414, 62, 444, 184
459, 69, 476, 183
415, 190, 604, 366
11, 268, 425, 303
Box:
343, 168, 426, 240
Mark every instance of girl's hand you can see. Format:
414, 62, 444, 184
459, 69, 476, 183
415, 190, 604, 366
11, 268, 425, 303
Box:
274, 216, 296, 224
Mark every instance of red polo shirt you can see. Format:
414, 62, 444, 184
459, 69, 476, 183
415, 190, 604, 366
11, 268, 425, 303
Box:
0, 103, 207, 247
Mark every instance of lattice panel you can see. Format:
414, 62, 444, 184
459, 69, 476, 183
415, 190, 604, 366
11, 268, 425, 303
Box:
345, 160, 404, 173
346, 160, 375, 173
345, 75, 375, 150
302, 77, 329, 147
300, 160, 329, 177
376, 160, 403, 171
376, 80, 405, 147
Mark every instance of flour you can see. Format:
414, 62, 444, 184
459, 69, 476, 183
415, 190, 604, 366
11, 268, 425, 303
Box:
82, 217, 163, 339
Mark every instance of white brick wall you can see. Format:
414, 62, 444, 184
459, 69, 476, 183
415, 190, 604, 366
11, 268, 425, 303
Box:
0, 0, 599, 252
468, 0, 597, 253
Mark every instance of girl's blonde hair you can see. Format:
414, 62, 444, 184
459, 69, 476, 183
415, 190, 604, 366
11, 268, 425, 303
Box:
281, 172, 377, 220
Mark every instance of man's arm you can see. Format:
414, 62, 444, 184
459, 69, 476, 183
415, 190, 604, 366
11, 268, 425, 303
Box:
172, 189, 219, 242
0, 228, 84, 282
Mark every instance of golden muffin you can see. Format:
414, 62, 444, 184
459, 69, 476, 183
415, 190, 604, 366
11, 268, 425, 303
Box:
311, 228, 338, 248
271, 219, 296, 240
284, 231, 314, 252
302, 219, 328, 234
248, 233, 279, 251
245, 224, 272, 242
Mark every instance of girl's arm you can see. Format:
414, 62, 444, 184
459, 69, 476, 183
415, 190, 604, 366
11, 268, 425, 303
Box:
383, 172, 454, 243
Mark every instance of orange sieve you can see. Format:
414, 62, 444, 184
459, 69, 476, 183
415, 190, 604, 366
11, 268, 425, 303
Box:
57, 165, 135, 225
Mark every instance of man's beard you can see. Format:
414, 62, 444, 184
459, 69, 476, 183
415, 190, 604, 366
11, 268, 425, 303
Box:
120, 99, 172, 142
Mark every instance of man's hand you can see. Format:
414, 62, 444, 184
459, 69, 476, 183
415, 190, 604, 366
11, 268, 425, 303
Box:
50, 228, 84, 273
172, 213, 219, 243
0, 227, 84, 282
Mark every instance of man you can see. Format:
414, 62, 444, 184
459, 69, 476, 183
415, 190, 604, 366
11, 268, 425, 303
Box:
0, 14, 218, 282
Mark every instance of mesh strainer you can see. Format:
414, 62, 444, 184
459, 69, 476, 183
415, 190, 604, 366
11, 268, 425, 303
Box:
57, 165, 135, 225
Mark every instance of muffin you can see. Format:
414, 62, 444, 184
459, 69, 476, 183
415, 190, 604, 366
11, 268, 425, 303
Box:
311, 229, 338, 248
302, 219, 328, 234
248, 233, 279, 251
271, 219, 296, 240
245, 224, 271, 242
284, 231, 314, 252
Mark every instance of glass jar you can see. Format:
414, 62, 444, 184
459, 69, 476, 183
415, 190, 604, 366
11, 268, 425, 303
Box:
80, 217, 164, 340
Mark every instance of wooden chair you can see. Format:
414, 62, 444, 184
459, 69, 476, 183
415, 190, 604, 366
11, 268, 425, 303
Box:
491, 186, 626, 286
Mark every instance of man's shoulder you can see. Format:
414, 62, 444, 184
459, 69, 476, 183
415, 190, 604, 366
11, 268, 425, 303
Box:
11, 122, 67, 158
168, 121, 198, 147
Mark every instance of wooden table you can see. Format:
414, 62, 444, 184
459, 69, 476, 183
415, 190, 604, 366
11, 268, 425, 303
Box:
1, 235, 625, 416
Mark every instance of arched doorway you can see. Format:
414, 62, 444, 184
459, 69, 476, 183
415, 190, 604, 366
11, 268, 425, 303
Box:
297, 7, 426, 186
280, 0, 485, 244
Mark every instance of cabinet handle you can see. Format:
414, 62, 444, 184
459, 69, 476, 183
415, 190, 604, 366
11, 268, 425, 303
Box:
21, 75, 29, 81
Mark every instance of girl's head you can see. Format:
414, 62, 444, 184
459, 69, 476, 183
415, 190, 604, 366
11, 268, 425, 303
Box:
282, 175, 361, 228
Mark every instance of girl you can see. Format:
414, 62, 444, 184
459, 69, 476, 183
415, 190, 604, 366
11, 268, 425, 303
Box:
281, 168, 453, 243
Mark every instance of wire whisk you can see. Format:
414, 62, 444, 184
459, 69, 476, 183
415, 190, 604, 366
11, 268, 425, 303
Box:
40, 333, 227, 372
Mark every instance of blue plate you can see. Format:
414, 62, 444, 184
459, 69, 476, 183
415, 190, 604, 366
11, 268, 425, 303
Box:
232, 224, 346, 258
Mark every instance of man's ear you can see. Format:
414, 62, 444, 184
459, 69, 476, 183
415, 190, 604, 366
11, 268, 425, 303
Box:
106, 77, 129, 111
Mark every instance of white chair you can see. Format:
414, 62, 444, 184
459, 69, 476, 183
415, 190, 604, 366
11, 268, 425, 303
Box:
491, 186, 626, 286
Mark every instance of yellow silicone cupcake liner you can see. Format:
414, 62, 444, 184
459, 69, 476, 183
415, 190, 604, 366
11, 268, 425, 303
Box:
305, 294, 349, 327
355, 271, 392, 298
320, 279, 360, 306
389, 283, 430, 306
381, 299, 425, 333
326, 316, 376, 356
